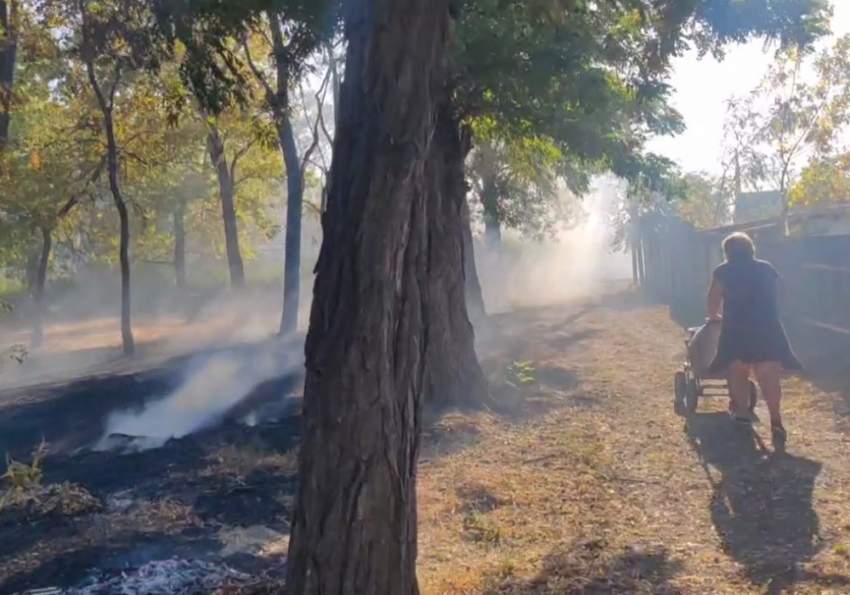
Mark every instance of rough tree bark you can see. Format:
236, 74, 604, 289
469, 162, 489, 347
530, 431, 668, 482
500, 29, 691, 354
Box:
206, 124, 245, 289
268, 13, 303, 336
284, 0, 454, 591
425, 104, 489, 409
29, 226, 52, 348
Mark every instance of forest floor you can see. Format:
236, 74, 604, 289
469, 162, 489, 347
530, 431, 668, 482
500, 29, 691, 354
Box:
418, 288, 850, 595
2, 287, 850, 594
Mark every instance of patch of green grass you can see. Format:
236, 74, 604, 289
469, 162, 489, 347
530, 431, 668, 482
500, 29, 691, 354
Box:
505, 361, 537, 388
462, 511, 502, 545
0, 440, 48, 503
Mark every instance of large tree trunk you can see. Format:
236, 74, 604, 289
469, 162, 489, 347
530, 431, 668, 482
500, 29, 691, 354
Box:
104, 110, 135, 355
270, 13, 303, 336
0, 0, 18, 156
425, 104, 489, 410
207, 125, 245, 289
30, 226, 51, 348
173, 198, 186, 290
284, 0, 452, 591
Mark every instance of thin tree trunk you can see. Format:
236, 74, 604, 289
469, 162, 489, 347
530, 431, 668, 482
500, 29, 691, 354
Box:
279, 115, 302, 334
637, 240, 645, 283
104, 109, 135, 355
269, 13, 303, 335
25, 246, 38, 296
483, 216, 501, 247
0, 0, 18, 156
30, 226, 51, 348
207, 126, 245, 288
326, 40, 340, 126
173, 198, 186, 290
461, 195, 486, 321
83, 51, 135, 356
481, 177, 501, 248
631, 241, 639, 284
320, 41, 340, 214
425, 103, 489, 410
285, 0, 452, 591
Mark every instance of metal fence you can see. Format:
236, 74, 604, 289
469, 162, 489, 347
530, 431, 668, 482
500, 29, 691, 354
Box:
639, 215, 850, 350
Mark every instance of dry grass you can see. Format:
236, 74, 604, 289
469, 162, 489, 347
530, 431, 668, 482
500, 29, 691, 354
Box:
417, 289, 850, 594
5, 287, 850, 594
0, 310, 282, 389
1, 316, 186, 353
202, 441, 299, 479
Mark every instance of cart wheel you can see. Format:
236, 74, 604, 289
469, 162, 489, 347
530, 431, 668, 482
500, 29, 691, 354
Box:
674, 371, 686, 401
685, 378, 699, 414
674, 371, 687, 414
748, 379, 758, 413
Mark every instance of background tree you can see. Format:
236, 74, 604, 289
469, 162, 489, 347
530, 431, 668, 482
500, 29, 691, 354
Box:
468, 131, 584, 247
0, 0, 19, 156
0, 3, 107, 346
238, 12, 327, 333
677, 171, 731, 228
71, 0, 166, 355
723, 34, 850, 230
788, 151, 850, 207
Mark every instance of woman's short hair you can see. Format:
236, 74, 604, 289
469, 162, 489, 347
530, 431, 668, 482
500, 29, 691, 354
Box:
722, 232, 756, 262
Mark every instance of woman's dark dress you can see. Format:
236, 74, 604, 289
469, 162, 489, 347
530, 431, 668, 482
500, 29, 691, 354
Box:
707, 258, 802, 374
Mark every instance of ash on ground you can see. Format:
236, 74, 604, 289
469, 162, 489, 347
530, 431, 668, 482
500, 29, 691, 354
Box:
36, 557, 279, 595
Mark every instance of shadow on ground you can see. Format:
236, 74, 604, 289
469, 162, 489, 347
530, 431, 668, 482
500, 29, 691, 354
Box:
683, 412, 844, 593
784, 321, 850, 423
423, 297, 606, 462
665, 295, 850, 424
484, 540, 684, 594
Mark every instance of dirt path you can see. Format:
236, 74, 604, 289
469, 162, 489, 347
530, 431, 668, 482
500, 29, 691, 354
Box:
417, 290, 850, 594
3, 288, 850, 594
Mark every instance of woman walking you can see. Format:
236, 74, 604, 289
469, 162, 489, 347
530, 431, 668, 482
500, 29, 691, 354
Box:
706, 231, 801, 448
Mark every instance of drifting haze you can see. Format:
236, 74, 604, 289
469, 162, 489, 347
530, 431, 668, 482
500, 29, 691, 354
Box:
1, 175, 632, 451
477, 177, 631, 313
95, 338, 303, 450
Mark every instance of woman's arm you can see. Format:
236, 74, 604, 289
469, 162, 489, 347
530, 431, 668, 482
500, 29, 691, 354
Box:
707, 276, 723, 321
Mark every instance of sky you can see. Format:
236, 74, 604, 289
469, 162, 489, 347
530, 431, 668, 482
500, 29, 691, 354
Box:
646, 1, 850, 176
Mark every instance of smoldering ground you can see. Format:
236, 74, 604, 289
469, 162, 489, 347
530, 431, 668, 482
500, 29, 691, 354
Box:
0, 178, 633, 593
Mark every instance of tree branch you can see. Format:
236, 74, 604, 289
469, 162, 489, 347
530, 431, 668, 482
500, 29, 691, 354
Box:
229, 141, 253, 181
54, 153, 108, 223
241, 33, 275, 101
298, 64, 333, 176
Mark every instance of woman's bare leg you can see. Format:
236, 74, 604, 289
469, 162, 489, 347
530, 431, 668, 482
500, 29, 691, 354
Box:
753, 361, 783, 428
728, 360, 752, 417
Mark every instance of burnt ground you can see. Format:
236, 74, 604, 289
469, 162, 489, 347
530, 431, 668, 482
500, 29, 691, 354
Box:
0, 339, 304, 593
4, 289, 850, 594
